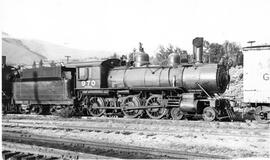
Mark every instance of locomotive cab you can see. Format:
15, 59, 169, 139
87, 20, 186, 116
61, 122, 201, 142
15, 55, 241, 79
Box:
69, 58, 122, 91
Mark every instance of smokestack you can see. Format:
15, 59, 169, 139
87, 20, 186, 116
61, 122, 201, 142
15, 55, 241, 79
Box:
2, 56, 6, 66
192, 37, 203, 63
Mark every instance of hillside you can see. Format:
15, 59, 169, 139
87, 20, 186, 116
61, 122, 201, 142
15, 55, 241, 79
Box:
22, 39, 113, 60
2, 37, 47, 66
2, 32, 114, 66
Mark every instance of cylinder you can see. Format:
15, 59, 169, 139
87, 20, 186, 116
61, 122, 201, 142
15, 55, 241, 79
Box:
179, 93, 198, 112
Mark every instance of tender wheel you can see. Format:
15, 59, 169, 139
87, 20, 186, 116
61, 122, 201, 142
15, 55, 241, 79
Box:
145, 95, 168, 119
50, 106, 62, 116
202, 107, 217, 121
30, 105, 43, 115
17, 105, 27, 114
170, 107, 185, 120
50, 105, 74, 117
254, 106, 270, 123
121, 96, 143, 118
87, 97, 105, 117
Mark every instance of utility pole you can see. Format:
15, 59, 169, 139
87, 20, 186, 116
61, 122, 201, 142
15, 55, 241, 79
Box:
247, 41, 256, 47
65, 56, 71, 63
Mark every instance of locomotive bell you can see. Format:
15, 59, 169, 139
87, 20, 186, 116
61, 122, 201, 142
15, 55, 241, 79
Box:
134, 42, 150, 67
168, 53, 180, 67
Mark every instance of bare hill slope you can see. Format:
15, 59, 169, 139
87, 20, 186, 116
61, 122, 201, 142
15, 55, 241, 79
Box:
22, 39, 113, 60
2, 37, 47, 65
2, 32, 114, 65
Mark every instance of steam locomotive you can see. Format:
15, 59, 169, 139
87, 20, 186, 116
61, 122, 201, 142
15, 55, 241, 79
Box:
2, 37, 235, 121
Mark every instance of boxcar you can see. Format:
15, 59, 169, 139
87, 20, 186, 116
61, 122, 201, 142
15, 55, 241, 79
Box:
243, 45, 270, 122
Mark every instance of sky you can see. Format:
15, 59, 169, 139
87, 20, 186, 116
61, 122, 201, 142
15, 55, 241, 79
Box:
2, 0, 270, 56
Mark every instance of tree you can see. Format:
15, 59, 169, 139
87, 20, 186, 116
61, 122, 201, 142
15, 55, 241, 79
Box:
110, 52, 119, 59
223, 41, 241, 57
202, 40, 210, 63
39, 60, 43, 67
201, 40, 225, 64
202, 39, 242, 65
32, 61, 36, 68
208, 43, 225, 63
128, 48, 136, 61
154, 44, 183, 65
50, 60, 56, 67
223, 41, 242, 66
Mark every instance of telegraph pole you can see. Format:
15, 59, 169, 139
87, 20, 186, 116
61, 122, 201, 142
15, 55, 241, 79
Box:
65, 56, 71, 63
247, 41, 256, 46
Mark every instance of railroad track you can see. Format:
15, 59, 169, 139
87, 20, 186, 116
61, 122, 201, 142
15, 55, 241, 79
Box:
2, 130, 227, 159
3, 119, 270, 138
3, 141, 111, 160
2, 150, 59, 160
3, 115, 269, 158
3, 114, 269, 130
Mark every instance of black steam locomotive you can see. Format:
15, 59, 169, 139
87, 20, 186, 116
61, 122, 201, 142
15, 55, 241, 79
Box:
2, 38, 234, 121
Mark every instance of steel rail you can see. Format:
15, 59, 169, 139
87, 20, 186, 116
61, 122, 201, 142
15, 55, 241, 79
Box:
2, 130, 228, 159
2, 141, 113, 160
4, 114, 270, 130
3, 120, 270, 138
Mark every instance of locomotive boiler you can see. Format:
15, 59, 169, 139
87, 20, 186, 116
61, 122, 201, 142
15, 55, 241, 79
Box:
108, 38, 229, 94
108, 60, 228, 94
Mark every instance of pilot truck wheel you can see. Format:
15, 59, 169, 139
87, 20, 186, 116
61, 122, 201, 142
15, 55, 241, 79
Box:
202, 107, 217, 121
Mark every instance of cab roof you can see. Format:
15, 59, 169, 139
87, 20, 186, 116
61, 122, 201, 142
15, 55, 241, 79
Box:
65, 58, 121, 68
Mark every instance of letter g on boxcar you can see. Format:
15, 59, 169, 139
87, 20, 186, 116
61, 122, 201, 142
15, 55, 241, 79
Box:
263, 73, 269, 81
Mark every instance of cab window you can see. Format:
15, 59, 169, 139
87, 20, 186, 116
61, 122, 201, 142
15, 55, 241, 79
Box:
78, 67, 88, 80
88, 67, 100, 79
